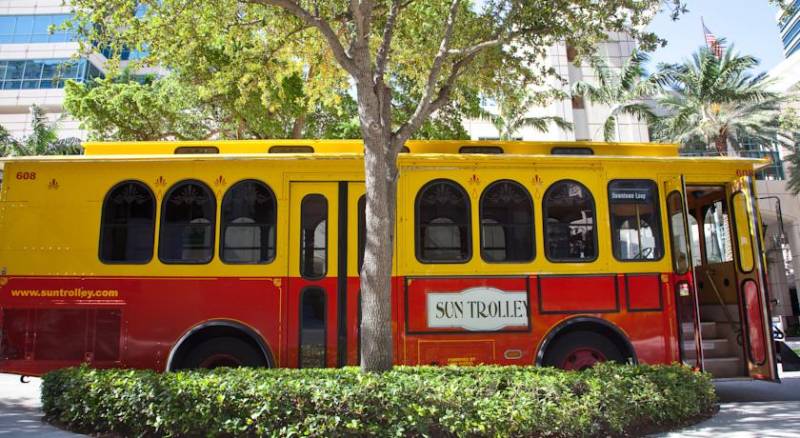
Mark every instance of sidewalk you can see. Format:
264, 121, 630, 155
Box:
660, 367, 800, 437
0, 374, 83, 437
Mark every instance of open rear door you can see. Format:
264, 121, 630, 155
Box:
663, 175, 703, 370
729, 176, 778, 381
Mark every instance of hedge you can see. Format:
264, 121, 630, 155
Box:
42, 363, 716, 437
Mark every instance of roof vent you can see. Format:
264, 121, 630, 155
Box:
174, 146, 219, 154
551, 147, 593, 155
459, 146, 503, 154
268, 145, 314, 153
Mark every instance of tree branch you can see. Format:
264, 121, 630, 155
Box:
393, 0, 460, 147
245, 0, 358, 75
394, 46, 479, 146
375, 0, 400, 79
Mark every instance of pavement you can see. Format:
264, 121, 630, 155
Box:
0, 374, 81, 437
1, 368, 800, 437
659, 366, 800, 437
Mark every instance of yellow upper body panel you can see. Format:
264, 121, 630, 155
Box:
0, 141, 764, 279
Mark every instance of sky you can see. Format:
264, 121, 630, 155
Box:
645, 0, 786, 73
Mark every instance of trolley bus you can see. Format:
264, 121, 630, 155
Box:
0, 140, 777, 380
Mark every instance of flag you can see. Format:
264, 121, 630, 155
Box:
702, 18, 724, 58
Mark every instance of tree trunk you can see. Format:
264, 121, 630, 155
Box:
357, 82, 395, 372
290, 112, 306, 139
714, 127, 728, 156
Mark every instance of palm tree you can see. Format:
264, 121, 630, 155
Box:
652, 46, 792, 155
483, 89, 572, 140
572, 50, 659, 142
0, 105, 82, 156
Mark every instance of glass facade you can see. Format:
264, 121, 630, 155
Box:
0, 15, 75, 44
781, 2, 800, 58
0, 59, 103, 90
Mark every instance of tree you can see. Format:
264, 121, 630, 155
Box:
0, 105, 82, 156
651, 46, 792, 155
70, 0, 787, 372
483, 88, 571, 140
64, 74, 216, 141
572, 50, 658, 141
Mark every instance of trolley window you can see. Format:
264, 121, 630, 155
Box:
543, 180, 597, 262
300, 287, 326, 368
608, 180, 663, 261
300, 194, 328, 279
667, 191, 690, 275
415, 179, 472, 263
732, 192, 755, 272
99, 180, 156, 263
480, 180, 534, 262
357, 195, 366, 273
159, 180, 216, 264
220, 180, 277, 264
703, 200, 734, 264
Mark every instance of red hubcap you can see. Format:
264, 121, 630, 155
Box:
199, 354, 241, 369
560, 348, 607, 371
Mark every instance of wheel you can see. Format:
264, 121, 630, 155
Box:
181, 337, 267, 369
542, 331, 624, 371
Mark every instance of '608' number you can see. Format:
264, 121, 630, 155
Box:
16, 171, 37, 180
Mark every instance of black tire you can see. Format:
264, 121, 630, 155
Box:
542, 331, 624, 370
181, 336, 267, 369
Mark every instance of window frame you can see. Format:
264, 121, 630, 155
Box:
98, 179, 156, 265
607, 179, 665, 263
478, 179, 535, 263
219, 179, 277, 265
158, 179, 217, 265
542, 179, 598, 263
414, 178, 473, 264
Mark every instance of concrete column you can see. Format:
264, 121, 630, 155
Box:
784, 222, 800, 316
765, 226, 793, 317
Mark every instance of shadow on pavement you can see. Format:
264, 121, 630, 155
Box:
715, 376, 800, 402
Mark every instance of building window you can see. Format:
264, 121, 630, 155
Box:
0, 15, 74, 44
159, 180, 216, 264
0, 58, 102, 90
220, 180, 276, 264
416, 179, 472, 263
300, 194, 328, 279
480, 180, 534, 262
300, 287, 326, 368
99, 181, 155, 263
608, 180, 663, 261
543, 180, 596, 262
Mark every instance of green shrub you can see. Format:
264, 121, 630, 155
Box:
42, 363, 715, 437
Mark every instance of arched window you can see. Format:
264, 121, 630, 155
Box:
159, 180, 216, 264
415, 179, 471, 263
99, 180, 155, 263
480, 180, 534, 262
220, 180, 276, 264
543, 180, 597, 262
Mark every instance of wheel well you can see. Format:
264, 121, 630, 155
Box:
536, 318, 637, 365
167, 322, 274, 371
